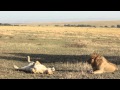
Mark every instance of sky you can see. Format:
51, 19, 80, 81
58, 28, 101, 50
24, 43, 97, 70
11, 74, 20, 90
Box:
0, 11, 120, 23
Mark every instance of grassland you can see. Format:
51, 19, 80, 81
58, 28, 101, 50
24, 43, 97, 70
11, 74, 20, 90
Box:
0, 26, 120, 79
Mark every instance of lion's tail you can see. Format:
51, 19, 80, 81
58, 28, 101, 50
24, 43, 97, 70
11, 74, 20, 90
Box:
13, 65, 19, 69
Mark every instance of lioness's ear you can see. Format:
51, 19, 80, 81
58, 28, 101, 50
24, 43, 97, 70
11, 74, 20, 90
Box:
51, 67, 55, 71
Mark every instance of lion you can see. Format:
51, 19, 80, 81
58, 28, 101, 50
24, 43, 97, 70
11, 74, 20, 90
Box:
13, 56, 55, 74
87, 53, 118, 74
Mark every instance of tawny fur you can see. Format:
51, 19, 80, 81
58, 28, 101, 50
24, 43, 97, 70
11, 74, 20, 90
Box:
13, 56, 55, 74
87, 53, 118, 74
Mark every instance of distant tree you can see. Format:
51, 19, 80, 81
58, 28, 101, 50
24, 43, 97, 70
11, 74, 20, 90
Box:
111, 25, 115, 28
55, 25, 59, 27
14, 25, 19, 26
3, 23, 12, 26
87, 25, 91, 27
117, 25, 120, 28
104, 26, 108, 28
64, 24, 96, 28
64, 24, 71, 27
70, 25, 75, 27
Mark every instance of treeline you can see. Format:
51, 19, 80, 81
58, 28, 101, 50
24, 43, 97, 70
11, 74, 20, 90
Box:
1, 23, 120, 28
0, 23, 27, 26
0, 23, 13, 26
64, 24, 96, 27
54, 24, 120, 28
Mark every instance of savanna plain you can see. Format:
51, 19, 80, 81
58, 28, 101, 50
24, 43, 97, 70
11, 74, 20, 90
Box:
0, 26, 120, 79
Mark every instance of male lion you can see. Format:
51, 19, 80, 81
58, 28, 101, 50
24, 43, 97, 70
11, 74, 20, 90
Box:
87, 53, 118, 74
13, 56, 55, 74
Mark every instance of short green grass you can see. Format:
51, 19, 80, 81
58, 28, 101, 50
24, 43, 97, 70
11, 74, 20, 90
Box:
0, 26, 120, 79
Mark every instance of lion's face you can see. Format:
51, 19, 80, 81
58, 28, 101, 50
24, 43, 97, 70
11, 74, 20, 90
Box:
87, 58, 94, 64
87, 53, 104, 71
87, 53, 99, 64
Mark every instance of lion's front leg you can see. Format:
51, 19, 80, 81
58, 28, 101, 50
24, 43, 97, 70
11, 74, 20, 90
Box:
92, 69, 104, 74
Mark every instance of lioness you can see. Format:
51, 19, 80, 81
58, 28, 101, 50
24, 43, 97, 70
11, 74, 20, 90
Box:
87, 53, 118, 74
14, 56, 55, 74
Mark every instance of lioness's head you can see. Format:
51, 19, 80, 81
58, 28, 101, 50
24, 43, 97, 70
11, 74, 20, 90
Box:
44, 69, 53, 75
44, 67, 55, 75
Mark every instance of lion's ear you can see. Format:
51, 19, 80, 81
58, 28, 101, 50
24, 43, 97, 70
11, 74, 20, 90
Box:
90, 53, 98, 59
96, 55, 102, 60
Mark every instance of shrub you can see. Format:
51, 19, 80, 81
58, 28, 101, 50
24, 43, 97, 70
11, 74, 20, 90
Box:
117, 25, 120, 28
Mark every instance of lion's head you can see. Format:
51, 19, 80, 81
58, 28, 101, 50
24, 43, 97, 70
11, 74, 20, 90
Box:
87, 53, 118, 74
87, 53, 103, 64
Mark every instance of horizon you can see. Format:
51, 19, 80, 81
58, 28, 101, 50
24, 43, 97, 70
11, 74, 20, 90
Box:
0, 11, 120, 23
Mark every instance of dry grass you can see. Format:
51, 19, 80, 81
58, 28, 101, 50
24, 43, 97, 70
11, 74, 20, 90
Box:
0, 26, 120, 79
